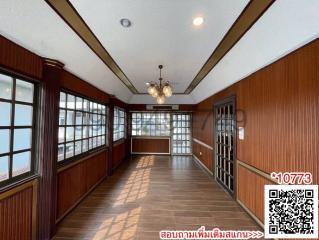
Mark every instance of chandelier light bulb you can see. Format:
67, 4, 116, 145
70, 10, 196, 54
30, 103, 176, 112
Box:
151, 88, 159, 97
147, 65, 172, 104
163, 83, 172, 97
147, 84, 156, 95
157, 94, 165, 104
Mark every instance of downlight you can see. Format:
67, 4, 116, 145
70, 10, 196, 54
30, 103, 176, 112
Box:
120, 18, 132, 28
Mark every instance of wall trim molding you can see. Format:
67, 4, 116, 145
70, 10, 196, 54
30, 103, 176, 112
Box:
57, 148, 108, 173
237, 159, 276, 184
193, 137, 214, 150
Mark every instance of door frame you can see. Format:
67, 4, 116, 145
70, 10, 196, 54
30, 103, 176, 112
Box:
213, 95, 237, 199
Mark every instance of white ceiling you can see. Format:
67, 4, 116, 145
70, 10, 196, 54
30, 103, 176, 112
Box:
70, 0, 248, 94
0, 0, 318, 105
0, 0, 132, 102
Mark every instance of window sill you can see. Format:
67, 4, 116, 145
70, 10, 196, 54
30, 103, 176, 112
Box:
113, 138, 126, 146
0, 174, 39, 194
57, 147, 108, 173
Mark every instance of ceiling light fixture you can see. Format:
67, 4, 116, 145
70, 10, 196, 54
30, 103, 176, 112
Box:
193, 17, 204, 26
120, 18, 132, 28
147, 65, 173, 104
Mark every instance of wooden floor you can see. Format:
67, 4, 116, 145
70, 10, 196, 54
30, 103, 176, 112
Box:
54, 155, 261, 240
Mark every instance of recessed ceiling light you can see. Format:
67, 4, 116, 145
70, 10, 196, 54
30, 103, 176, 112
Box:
120, 18, 132, 28
193, 17, 204, 26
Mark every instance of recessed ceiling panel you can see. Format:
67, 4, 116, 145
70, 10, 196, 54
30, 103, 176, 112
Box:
70, 0, 249, 93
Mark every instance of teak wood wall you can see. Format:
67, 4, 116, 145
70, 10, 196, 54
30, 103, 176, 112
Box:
0, 35, 129, 239
192, 38, 319, 223
56, 150, 108, 221
131, 138, 170, 154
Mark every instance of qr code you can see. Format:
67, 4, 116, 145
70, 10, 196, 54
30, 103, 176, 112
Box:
265, 185, 318, 239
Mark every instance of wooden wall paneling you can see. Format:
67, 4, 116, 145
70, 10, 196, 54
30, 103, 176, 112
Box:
112, 141, 126, 170
236, 39, 319, 185
57, 162, 85, 219
37, 61, 61, 239
192, 39, 319, 224
237, 164, 273, 223
59, 69, 109, 103
56, 150, 108, 221
108, 97, 115, 175
109, 97, 130, 173
0, 35, 43, 79
0, 180, 37, 240
131, 138, 170, 154
192, 140, 213, 171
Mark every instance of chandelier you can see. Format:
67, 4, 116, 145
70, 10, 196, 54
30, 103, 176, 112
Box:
147, 65, 173, 104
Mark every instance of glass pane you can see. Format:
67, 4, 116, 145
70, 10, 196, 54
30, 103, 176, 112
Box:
82, 139, 88, 152
82, 127, 88, 138
0, 74, 12, 100
83, 99, 89, 111
58, 127, 65, 143
0, 156, 9, 181
14, 128, 32, 151
12, 151, 31, 177
66, 110, 74, 125
59, 110, 66, 125
58, 144, 65, 162
66, 127, 74, 142
75, 112, 82, 125
0, 102, 11, 126
82, 113, 88, 125
75, 141, 82, 155
15, 104, 33, 126
65, 142, 74, 159
15, 80, 33, 103
75, 126, 82, 140
67, 94, 75, 109
0, 130, 10, 154
76, 97, 83, 110
59, 92, 66, 108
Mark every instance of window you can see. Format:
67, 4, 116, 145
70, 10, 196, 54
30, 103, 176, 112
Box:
58, 91, 107, 162
0, 73, 36, 186
113, 107, 125, 142
172, 113, 192, 154
131, 112, 170, 136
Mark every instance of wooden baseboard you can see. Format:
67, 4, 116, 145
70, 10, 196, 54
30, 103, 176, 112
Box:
192, 154, 214, 179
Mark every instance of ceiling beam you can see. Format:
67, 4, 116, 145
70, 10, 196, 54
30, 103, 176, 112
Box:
184, 0, 275, 94
45, 0, 138, 94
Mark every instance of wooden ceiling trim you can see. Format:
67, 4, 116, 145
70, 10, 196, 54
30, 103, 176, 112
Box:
184, 0, 275, 94
45, 0, 138, 94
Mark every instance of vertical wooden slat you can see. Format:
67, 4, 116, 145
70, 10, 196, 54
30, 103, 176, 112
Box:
0, 35, 42, 79
192, 39, 319, 222
0, 182, 36, 240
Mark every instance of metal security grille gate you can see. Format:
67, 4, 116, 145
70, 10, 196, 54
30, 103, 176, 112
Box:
171, 113, 192, 155
214, 97, 236, 195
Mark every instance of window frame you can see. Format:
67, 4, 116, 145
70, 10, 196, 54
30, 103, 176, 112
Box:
131, 112, 171, 137
0, 70, 39, 189
57, 89, 108, 165
171, 113, 192, 155
113, 107, 126, 142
